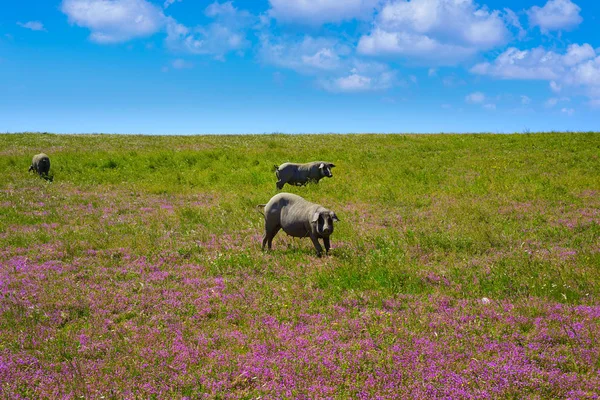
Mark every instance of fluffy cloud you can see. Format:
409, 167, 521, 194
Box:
258, 35, 349, 73
358, 29, 477, 65
376, 0, 507, 48
521, 95, 532, 105
561, 107, 575, 116
259, 35, 399, 93
563, 43, 595, 66
550, 81, 562, 93
568, 58, 600, 86
328, 74, 374, 92
465, 92, 497, 110
470, 47, 561, 80
17, 21, 46, 31
61, 0, 251, 57
302, 48, 342, 71
165, 2, 254, 59
268, 0, 379, 25
205, 1, 251, 22
527, 0, 582, 33
471, 44, 600, 101
466, 92, 485, 104
61, 0, 165, 43
320, 61, 398, 92
357, 0, 510, 65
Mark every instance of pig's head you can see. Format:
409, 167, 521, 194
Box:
312, 209, 340, 236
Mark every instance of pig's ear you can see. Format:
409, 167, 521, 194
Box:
329, 163, 336, 168
330, 212, 340, 222
311, 211, 321, 223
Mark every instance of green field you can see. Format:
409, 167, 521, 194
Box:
1, 132, 599, 398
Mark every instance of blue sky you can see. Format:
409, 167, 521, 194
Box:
0, 0, 598, 134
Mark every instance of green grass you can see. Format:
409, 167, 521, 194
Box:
2, 132, 599, 304
1, 132, 600, 397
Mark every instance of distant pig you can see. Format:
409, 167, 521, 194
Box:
259, 193, 340, 257
274, 161, 335, 190
28, 153, 51, 177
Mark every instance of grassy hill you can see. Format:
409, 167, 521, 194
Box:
1, 132, 599, 398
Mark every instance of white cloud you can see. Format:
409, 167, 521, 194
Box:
358, 29, 477, 65
165, 2, 254, 59
567, 58, 600, 86
377, 0, 508, 48
471, 44, 600, 101
259, 33, 400, 93
471, 44, 600, 98
545, 96, 570, 107
329, 73, 373, 92
470, 47, 562, 80
563, 43, 595, 66
358, 0, 510, 65
61, 0, 251, 56
268, 0, 379, 25
320, 64, 397, 93
428, 68, 437, 77
259, 35, 349, 74
561, 107, 575, 116
521, 95, 531, 105
466, 91, 485, 104
483, 103, 496, 110
17, 21, 46, 31
503, 8, 526, 39
205, 1, 249, 21
301, 48, 342, 71
163, 0, 182, 8
61, 0, 165, 43
166, 21, 249, 59
527, 0, 582, 33
589, 99, 600, 108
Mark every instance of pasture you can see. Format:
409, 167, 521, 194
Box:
1, 132, 599, 398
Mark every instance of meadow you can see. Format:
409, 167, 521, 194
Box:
1, 132, 599, 399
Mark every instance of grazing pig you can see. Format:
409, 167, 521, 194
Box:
28, 153, 51, 177
274, 161, 335, 190
260, 193, 340, 257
